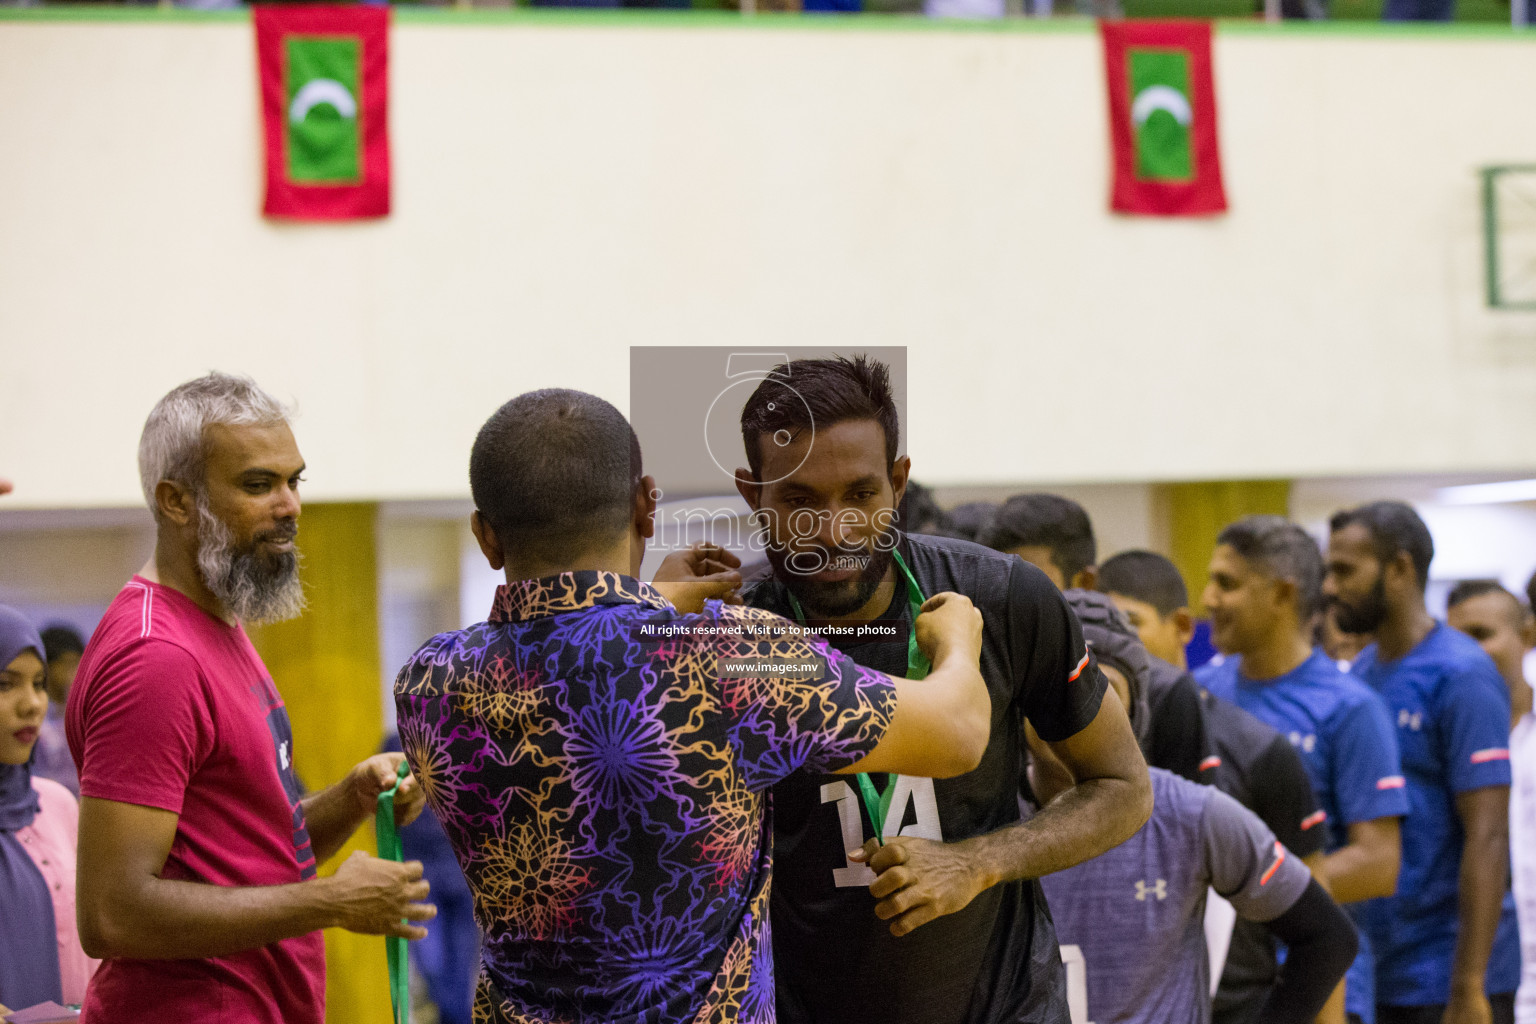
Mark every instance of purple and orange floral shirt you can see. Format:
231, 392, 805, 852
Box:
394, 571, 896, 1024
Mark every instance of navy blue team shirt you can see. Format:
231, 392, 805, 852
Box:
1350, 624, 1520, 1006
1199, 648, 1408, 1022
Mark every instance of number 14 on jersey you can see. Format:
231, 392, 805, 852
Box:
820, 777, 944, 887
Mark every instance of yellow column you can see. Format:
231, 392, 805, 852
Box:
1159, 480, 1291, 615
249, 502, 390, 1024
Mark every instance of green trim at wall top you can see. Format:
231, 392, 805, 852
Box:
0, 5, 1533, 35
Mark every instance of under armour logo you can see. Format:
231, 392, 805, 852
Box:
1288, 731, 1317, 753
278, 741, 291, 771
1398, 709, 1423, 731
1135, 879, 1167, 901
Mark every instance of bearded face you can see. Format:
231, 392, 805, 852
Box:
1329, 571, 1388, 636
735, 418, 910, 623
195, 493, 306, 626
763, 522, 898, 620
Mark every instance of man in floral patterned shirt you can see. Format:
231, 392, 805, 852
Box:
395, 388, 991, 1024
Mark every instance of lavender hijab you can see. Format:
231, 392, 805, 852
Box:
0, 604, 62, 1009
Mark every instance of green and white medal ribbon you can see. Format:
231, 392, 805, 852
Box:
374, 758, 412, 1024
786, 547, 929, 845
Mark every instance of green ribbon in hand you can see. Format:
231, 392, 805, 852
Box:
374, 758, 411, 1024
786, 548, 930, 845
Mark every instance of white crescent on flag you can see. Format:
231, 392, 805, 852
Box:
289, 78, 358, 125
1131, 85, 1193, 127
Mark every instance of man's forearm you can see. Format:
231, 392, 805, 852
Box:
862, 692, 1148, 936
302, 778, 370, 865
86, 875, 339, 961
1319, 843, 1394, 904
1450, 826, 1507, 991
959, 776, 1149, 887
1261, 880, 1360, 1024
1315, 979, 1347, 1024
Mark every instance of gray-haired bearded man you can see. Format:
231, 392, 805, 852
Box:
68, 372, 433, 1024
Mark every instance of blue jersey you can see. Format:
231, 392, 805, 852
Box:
1199, 649, 1408, 1022
1351, 624, 1521, 1005
1041, 768, 1312, 1024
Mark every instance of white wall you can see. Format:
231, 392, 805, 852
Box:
0, 508, 155, 633
4, 15, 1536, 509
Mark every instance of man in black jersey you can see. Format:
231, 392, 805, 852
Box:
979, 499, 1212, 786
733, 356, 1152, 1024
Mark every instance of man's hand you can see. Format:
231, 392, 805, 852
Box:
1443, 991, 1492, 1024
855, 835, 986, 937
1443, 979, 1493, 1024
652, 543, 743, 613
348, 753, 426, 828
325, 850, 437, 940
913, 592, 983, 668
303, 754, 424, 866
0, 477, 11, 496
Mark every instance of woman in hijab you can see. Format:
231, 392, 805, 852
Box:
0, 605, 95, 1010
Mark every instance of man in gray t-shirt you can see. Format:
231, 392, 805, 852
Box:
1042, 770, 1311, 1023
1038, 592, 1358, 1024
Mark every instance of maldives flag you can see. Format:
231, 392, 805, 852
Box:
255, 5, 389, 220
1101, 20, 1226, 217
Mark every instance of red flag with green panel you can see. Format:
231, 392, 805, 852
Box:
256, 5, 389, 220
1101, 20, 1226, 217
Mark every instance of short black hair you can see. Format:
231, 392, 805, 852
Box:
979, 494, 1096, 582
945, 501, 997, 544
469, 389, 643, 565
1098, 550, 1189, 617
1447, 578, 1523, 615
39, 625, 85, 664
902, 481, 947, 535
1528, 570, 1536, 616
739, 356, 899, 480
1216, 515, 1325, 619
1329, 500, 1434, 591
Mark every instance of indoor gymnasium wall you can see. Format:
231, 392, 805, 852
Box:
3, 13, 1536, 508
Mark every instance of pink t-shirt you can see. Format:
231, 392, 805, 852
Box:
15, 776, 98, 1005
66, 577, 324, 1024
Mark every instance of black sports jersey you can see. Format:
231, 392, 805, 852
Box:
1144, 656, 1215, 783
745, 533, 1107, 1024
1199, 688, 1326, 1022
